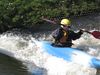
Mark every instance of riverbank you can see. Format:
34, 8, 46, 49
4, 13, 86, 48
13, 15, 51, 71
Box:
0, 13, 100, 34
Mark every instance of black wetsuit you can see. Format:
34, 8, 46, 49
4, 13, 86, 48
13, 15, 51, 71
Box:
52, 27, 83, 47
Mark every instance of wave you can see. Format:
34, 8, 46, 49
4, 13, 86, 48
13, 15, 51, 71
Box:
0, 31, 100, 75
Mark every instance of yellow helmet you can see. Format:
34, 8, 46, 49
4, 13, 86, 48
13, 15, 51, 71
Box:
60, 19, 71, 26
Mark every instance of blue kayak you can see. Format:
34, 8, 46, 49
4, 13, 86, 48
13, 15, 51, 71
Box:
40, 41, 100, 69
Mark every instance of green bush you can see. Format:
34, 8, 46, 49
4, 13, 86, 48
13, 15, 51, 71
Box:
0, 0, 100, 32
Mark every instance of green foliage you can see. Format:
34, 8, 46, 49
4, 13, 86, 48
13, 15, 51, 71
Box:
0, 0, 100, 32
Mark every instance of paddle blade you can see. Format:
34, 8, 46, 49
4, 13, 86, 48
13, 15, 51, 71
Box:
91, 31, 100, 39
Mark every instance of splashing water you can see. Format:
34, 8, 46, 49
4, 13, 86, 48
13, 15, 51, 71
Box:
0, 31, 100, 75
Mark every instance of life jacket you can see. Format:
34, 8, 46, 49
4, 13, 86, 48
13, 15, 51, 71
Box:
59, 30, 68, 44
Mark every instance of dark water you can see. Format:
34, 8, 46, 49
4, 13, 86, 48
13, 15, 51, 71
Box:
0, 52, 31, 75
35, 13, 100, 33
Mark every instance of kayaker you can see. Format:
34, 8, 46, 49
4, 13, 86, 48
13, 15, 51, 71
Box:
52, 18, 83, 47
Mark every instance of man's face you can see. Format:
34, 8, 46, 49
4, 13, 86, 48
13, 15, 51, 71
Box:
62, 25, 70, 30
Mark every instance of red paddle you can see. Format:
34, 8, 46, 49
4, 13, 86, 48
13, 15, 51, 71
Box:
85, 31, 100, 39
42, 18, 100, 39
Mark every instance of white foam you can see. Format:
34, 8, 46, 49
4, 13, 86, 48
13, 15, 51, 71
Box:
0, 32, 99, 75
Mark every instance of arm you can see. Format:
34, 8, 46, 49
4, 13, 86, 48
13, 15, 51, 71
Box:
52, 28, 63, 41
70, 30, 83, 40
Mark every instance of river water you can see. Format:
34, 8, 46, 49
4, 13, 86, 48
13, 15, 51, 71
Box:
0, 14, 100, 75
0, 52, 30, 75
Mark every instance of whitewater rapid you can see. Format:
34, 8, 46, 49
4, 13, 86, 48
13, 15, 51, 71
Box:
0, 31, 100, 75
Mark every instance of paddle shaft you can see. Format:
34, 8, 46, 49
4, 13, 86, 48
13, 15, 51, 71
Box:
42, 18, 57, 24
85, 31, 100, 39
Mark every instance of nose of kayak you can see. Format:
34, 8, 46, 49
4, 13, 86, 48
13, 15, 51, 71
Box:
91, 58, 100, 69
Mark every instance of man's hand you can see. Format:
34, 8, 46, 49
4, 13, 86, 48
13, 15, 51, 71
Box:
79, 29, 85, 33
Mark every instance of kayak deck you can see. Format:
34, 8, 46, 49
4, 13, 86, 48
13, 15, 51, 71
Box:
40, 41, 100, 69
